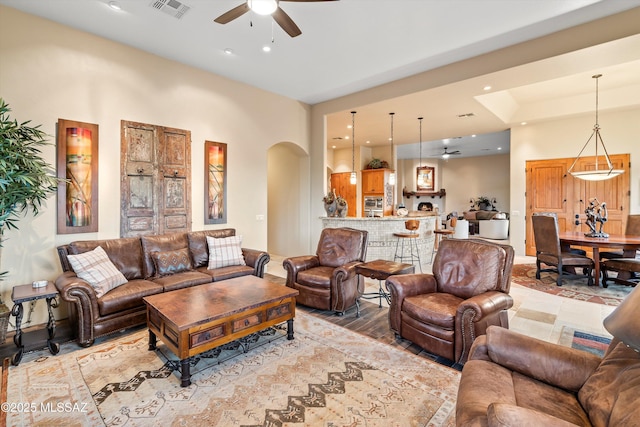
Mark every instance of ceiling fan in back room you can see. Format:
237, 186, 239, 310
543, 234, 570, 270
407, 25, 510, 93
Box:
214, 0, 339, 38
428, 147, 461, 159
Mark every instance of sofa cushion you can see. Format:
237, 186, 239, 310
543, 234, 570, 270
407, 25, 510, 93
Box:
206, 235, 246, 269
151, 271, 212, 292
196, 265, 255, 282
67, 246, 128, 298
97, 279, 163, 316
403, 293, 461, 329
140, 233, 189, 278
187, 229, 236, 268
476, 210, 497, 220
151, 248, 193, 277
578, 341, 640, 426
69, 237, 144, 280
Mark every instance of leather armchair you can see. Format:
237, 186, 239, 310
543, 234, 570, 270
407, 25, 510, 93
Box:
386, 239, 514, 365
456, 285, 640, 426
283, 227, 368, 315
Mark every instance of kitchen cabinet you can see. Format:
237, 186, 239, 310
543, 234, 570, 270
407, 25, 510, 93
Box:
361, 168, 394, 216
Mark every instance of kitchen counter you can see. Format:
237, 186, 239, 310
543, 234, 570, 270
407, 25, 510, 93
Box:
321, 215, 438, 272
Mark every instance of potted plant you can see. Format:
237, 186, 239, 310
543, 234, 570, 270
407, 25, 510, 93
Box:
0, 98, 61, 342
472, 196, 495, 211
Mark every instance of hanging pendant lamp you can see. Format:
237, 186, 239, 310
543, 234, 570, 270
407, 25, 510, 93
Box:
417, 117, 425, 187
388, 112, 396, 186
567, 74, 624, 181
350, 111, 357, 185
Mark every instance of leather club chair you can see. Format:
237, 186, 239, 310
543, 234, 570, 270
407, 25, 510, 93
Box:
456, 284, 640, 426
386, 238, 515, 365
283, 227, 368, 315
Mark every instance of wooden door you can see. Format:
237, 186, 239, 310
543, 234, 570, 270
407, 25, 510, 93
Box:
525, 154, 630, 255
158, 126, 191, 234
121, 121, 158, 236
330, 172, 356, 217
572, 154, 629, 236
121, 121, 192, 237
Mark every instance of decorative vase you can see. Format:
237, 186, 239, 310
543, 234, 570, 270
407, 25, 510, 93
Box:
324, 200, 337, 217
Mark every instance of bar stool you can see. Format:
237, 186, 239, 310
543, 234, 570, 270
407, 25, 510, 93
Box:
431, 217, 456, 262
393, 219, 422, 273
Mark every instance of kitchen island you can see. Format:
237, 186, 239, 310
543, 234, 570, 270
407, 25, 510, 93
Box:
321, 215, 438, 273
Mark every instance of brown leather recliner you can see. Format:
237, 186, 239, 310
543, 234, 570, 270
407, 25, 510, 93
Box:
283, 227, 368, 315
386, 238, 514, 365
456, 285, 640, 426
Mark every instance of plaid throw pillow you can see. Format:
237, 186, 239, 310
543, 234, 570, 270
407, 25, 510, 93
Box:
151, 248, 193, 277
206, 235, 246, 269
67, 246, 128, 298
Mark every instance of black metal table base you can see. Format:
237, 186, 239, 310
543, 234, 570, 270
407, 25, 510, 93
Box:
11, 296, 60, 366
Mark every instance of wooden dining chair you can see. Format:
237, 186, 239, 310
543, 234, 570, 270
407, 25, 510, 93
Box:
532, 213, 594, 286
600, 214, 640, 259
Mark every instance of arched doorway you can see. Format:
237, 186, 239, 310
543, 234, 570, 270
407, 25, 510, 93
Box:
267, 142, 311, 257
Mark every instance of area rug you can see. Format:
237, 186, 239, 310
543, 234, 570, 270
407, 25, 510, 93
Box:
511, 264, 632, 306
5, 311, 459, 426
558, 326, 612, 358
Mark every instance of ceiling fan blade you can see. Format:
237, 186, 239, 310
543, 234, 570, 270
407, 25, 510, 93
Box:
214, 3, 250, 24
272, 7, 302, 37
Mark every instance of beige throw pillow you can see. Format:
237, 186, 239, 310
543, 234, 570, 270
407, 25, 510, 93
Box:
206, 235, 246, 269
67, 246, 128, 298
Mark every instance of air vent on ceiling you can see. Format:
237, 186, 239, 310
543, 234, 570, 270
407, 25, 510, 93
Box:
150, 0, 190, 19
457, 113, 475, 118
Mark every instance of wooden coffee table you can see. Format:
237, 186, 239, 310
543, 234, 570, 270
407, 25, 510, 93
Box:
143, 276, 298, 387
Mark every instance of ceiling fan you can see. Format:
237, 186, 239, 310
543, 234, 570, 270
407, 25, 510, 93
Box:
214, 0, 338, 38
441, 147, 461, 158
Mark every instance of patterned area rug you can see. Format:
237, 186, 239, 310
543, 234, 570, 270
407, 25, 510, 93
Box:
511, 264, 632, 306
558, 326, 612, 358
5, 311, 459, 426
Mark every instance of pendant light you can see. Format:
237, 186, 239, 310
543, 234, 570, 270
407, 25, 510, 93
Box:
388, 112, 396, 186
567, 74, 624, 181
350, 111, 357, 185
417, 117, 425, 187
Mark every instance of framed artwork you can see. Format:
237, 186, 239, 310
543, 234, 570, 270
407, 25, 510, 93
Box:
204, 141, 227, 224
57, 119, 99, 234
416, 166, 435, 191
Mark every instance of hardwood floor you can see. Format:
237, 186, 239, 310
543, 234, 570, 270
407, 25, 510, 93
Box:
265, 274, 463, 371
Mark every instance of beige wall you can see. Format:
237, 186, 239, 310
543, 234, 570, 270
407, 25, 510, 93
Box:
0, 7, 310, 322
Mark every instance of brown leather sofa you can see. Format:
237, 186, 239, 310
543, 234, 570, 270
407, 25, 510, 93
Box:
283, 227, 368, 315
55, 228, 269, 347
456, 284, 640, 426
386, 239, 514, 365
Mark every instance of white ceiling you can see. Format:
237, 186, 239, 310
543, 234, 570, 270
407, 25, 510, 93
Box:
2, 0, 640, 158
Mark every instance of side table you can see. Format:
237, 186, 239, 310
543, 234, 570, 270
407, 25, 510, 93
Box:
11, 282, 60, 366
355, 260, 415, 315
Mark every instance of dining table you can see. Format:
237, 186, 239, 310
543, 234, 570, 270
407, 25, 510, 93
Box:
559, 231, 640, 286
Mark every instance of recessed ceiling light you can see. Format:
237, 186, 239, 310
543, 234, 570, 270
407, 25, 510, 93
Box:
365, 140, 370, 144
471, 134, 477, 138
108, 1, 121, 10
345, 136, 349, 140
262, 45, 271, 53
347, 125, 352, 129
223, 48, 234, 55
521, 122, 527, 125
498, 147, 502, 150
332, 145, 336, 149
483, 85, 492, 91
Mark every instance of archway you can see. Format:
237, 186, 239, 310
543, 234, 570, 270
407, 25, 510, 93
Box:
267, 142, 311, 257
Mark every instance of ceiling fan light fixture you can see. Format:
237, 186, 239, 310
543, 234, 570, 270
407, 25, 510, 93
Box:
249, 0, 278, 15
568, 74, 624, 181
442, 153, 450, 160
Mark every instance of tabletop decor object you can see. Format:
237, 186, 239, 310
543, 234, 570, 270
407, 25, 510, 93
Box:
584, 197, 608, 237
